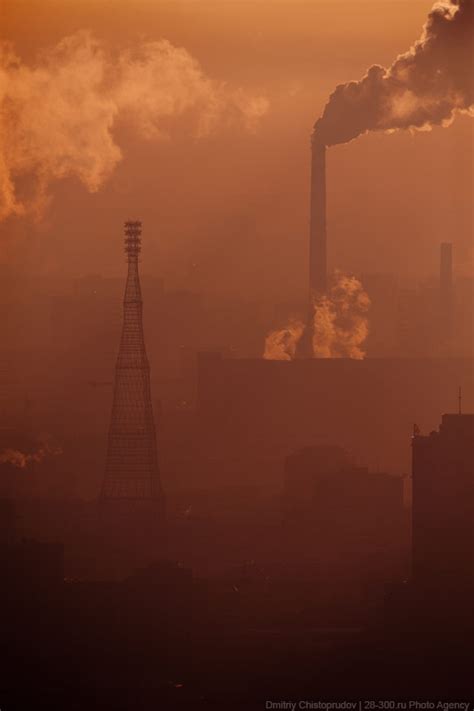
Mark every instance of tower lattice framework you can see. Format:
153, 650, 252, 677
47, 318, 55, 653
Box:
100, 221, 164, 510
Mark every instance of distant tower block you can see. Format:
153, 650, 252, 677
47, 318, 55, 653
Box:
100, 221, 164, 513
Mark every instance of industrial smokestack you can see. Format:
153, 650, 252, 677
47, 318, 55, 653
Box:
270, 135, 371, 360
294, 138, 327, 357
309, 139, 327, 298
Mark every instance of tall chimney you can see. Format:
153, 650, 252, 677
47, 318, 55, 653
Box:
296, 138, 327, 358
309, 139, 327, 297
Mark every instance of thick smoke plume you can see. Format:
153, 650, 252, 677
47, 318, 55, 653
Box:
263, 272, 370, 360
0, 32, 269, 221
314, 0, 473, 146
0, 438, 62, 469
312, 272, 370, 359
263, 318, 306, 361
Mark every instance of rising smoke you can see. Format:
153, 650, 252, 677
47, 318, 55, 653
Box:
314, 0, 473, 146
264, 272, 370, 360
0, 438, 62, 469
0, 32, 269, 221
263, 318, 306, 361
312, 273, 371, 360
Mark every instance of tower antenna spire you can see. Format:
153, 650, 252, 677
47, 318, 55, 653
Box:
100, 220, 164, 515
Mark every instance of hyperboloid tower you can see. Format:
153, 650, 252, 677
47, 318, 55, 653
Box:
100, 221, 164, 516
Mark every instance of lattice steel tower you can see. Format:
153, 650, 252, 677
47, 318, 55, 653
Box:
100, 221, 164, 513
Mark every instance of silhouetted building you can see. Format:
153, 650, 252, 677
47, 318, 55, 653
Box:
412, 413, 474, 588
284, 445, 404, 547
386, 411, 474, 630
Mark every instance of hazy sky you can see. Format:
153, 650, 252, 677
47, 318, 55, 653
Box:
1, 0, 472, 297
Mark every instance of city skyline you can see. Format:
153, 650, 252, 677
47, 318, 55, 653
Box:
0, 0, 472, 707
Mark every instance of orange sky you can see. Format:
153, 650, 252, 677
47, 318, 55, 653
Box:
1, 0, 472, 297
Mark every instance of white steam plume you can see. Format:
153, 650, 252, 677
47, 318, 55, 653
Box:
263, 318, 306, 361
314, 0, 473, 146
312, 272, 371, 360
0, 32, 269, 221
263, 272, 370, 360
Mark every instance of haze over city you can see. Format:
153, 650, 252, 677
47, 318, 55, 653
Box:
0, 1, 473, 708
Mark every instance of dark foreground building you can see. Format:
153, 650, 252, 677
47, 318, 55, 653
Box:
412, 412, 474, 594
1, 412, 474, 707
386, 411, 474, 636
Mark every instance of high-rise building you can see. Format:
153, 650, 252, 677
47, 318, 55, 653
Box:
412, 412, 474, 589
100, 221, 164, 517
